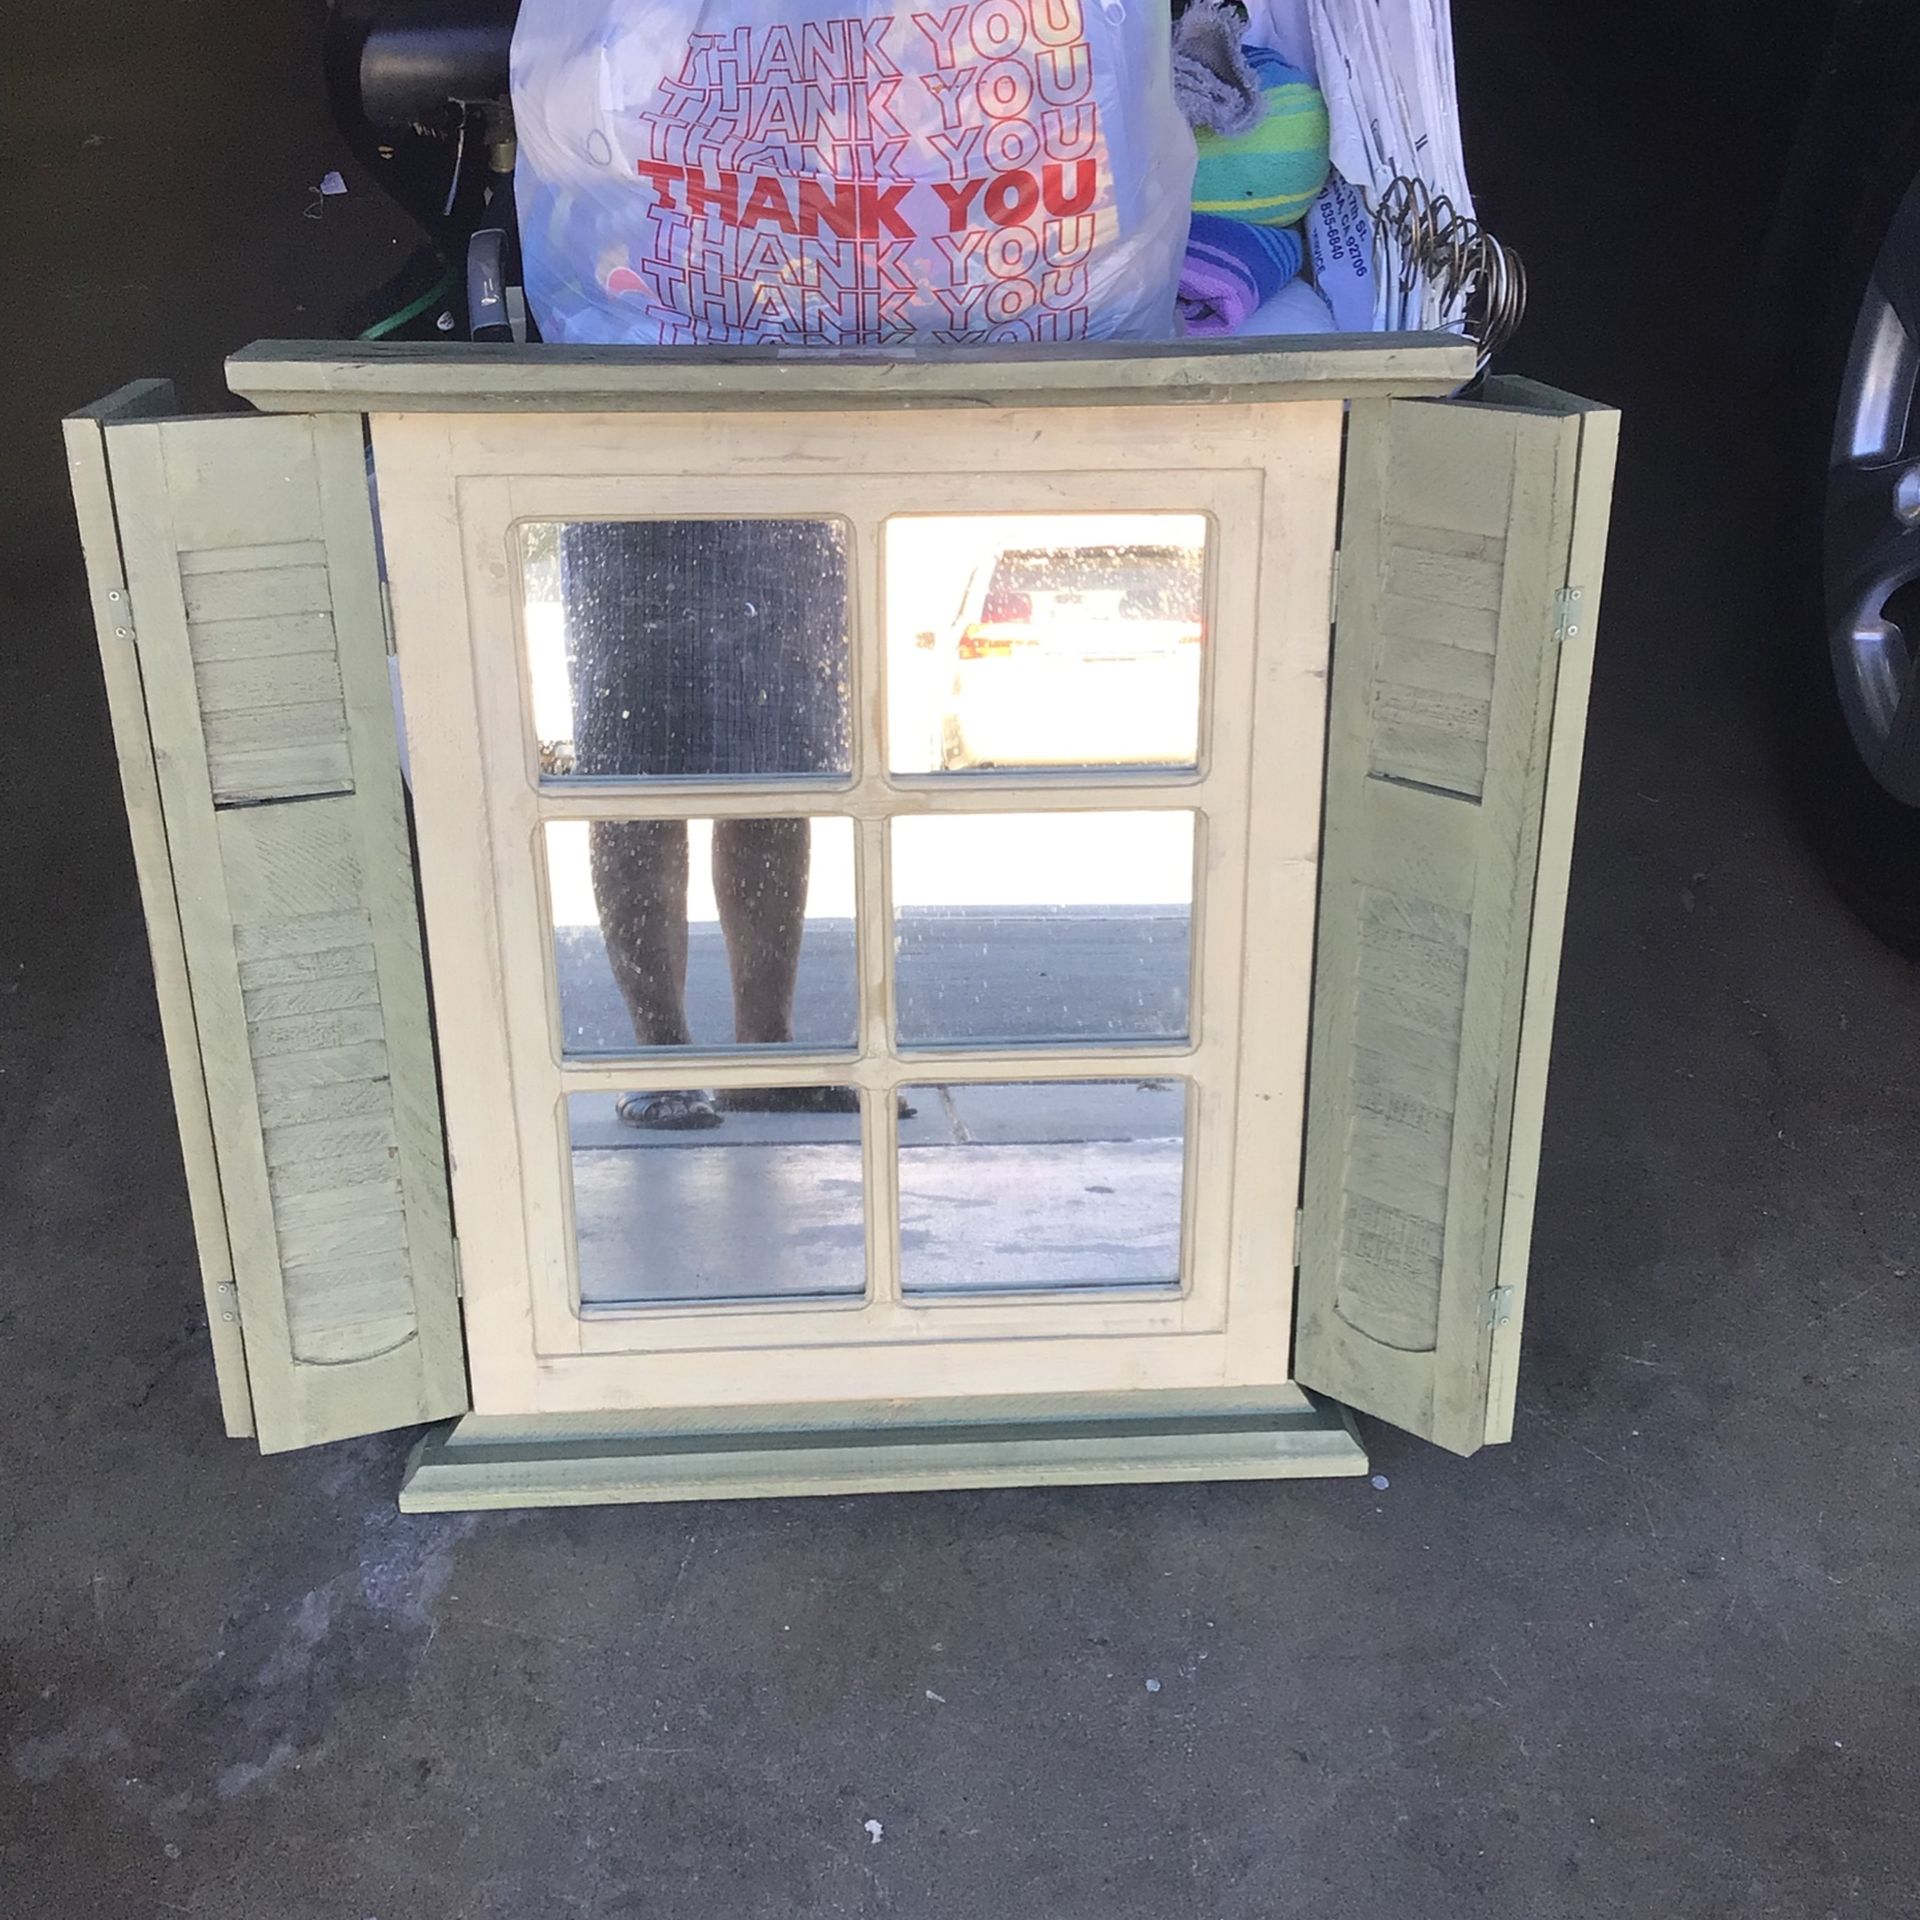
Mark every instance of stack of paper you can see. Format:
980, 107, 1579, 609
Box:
1300, 0, 1474, 333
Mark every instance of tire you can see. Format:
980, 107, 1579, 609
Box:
1789, 117, 1920, 957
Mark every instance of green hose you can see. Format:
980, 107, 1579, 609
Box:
359, 268, 457, 341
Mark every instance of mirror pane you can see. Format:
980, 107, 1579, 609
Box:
547, 818, 858, 1056
522, 518, 852, 781
898, 1079, 1185, 1296
886, 514, 1207, 773
568, 1090, 865, 1306
892, 813, 1194, 1046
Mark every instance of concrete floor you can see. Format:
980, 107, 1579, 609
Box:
572, 1127, 1184, 1303
5, 6, 1920, 1917
553, 907, 1192, 1052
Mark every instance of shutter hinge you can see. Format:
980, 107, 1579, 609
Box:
1551, 585, 1583, 646
1486, 1285, 1515, 1329
104, 585, 135, 645
215, 1278, 241, 1328
451, 1238, 465, 1299
1329, 556, 1342, 630
1292, 1207, 1304, 1269
379, 580, 399, 656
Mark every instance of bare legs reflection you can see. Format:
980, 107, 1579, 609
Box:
588, 817, 812, 1047
590, 817, 843, 1126
554, 518, 853, 1128
588, 819, 692, 1049
713, 818, 810, 1046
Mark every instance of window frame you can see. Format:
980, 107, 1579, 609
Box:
372, 402, 1343, 1416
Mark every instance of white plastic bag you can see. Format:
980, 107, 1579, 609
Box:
511, 0, 1194, 346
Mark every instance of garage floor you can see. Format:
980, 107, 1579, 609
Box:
5, 7, 1919, 1917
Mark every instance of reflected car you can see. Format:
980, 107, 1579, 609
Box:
930, 543, 1206, 770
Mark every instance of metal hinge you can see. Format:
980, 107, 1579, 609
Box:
1551, 585, 1583, 646
451, 1238, 465, 1299
215, 1278, 241, 1328
1486, 1285, 1515, 1329
1292, 1207, 1304, 1269
1329, 556, 1342, 630
104, 585, 135, 645
379, 580, 399, 656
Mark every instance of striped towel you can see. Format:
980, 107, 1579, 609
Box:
1191, 45, 1331, 227
1178, 214, 1305, 336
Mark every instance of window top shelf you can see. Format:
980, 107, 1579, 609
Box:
225, 333, 1477, 416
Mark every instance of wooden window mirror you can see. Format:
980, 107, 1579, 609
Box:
65, 336, 1616, 1509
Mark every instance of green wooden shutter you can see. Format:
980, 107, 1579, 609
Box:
1295, 381, 1618, 1456
80, 406, 467, 1454
66, 382, 256, 1438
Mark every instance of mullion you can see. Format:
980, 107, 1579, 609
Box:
554, 1048, 1200, 1093
530, 776, 1211, 821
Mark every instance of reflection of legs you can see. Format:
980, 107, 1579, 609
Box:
711, 819, 903, 1118
714, 816, 809, 1045
715, 818, 845, 1116
590, 818, 692, 1047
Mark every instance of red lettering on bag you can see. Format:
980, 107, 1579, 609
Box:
934, 228, 987, 277
1041, 158, 1096, 216
746, 279, 803, 331
933, 176, 986, 231
1036, 43, 1092, 106
797, 176, 863, 238
976, 58, 1034, 119
864, 76, 911, 140
687, 25, 751, 88
968, 0, 1027, 58
985, 225, 1040, 278
1040, 103, 1097, 159
859, 181, 914, 238
990, 225, 1036, 278
739, 174, 799, 233
1040, 263, 1089, 307
598, 3, 1131, 342
982, 171, 1040, 226
749, 83, 806, 147
685, 168, 741, 222
929, 125, 984, 180
815, 235, 917, 293
636, 161, 686, 210
799, 82, 854, 147
921, 68, 977, 132
983, 121, 1040, 171
932, 283, 990, 327
1029, 0, 1085, 48
913, 4, 970, 68
872, 240, 918, 291
800, 20, 851, 81
739, 231, 792, 276
754, 24, 801, 82
1042, 213, 1096, 265
829, 137, 910, 176
855, 16, 901, 77
984, 277, 1037, 322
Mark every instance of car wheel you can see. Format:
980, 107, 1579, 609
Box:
1795, 147, 1920, 956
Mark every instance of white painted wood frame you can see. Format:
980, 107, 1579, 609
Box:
374, 402, 1343, 1416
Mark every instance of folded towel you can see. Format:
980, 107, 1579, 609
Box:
1179, 214, 1304, 336
1193, 45, 1330, 227
1236, 275, 1337, 338
1172, 0, 1266, 137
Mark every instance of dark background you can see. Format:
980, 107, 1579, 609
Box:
5, 5, 1919, 1916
